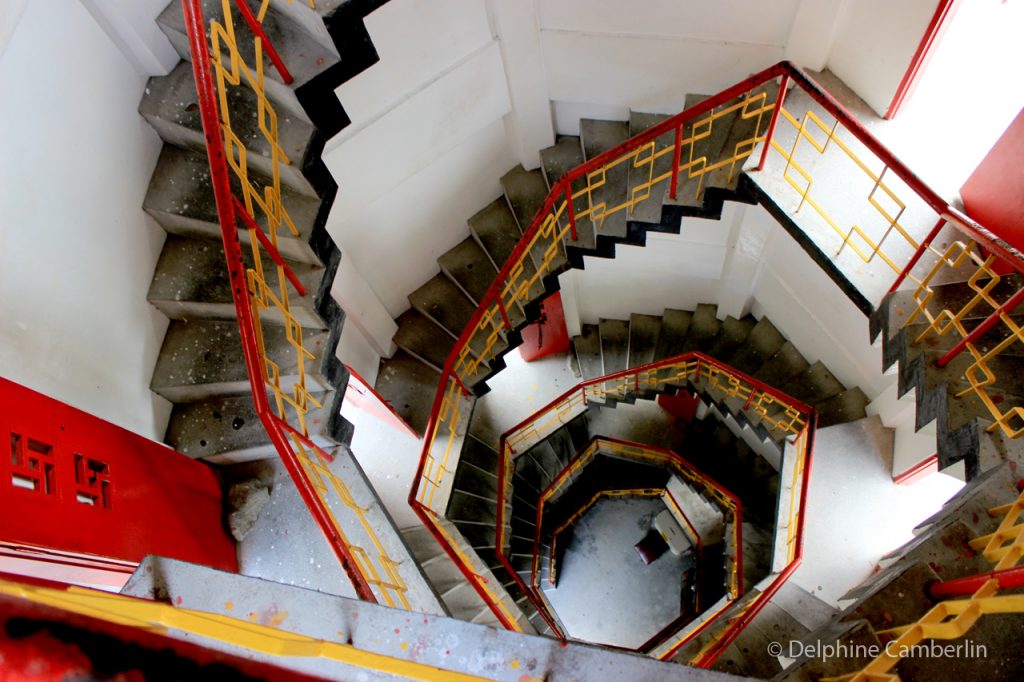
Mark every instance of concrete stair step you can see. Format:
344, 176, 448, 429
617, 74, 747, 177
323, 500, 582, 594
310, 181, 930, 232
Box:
459, 433, 500, 477
165, 389, 347, 464
839, 560, 939, 632
627, 313, 662, 368
814, 387, 869, 427
447, 490, 498, 527
627, 110, 675, 224
468, 198, 545, 303
881, 519, 992, 580
151, 319, 330, 402
777, 618, 883, 681
653, 308, 693, 360
565, 412, 591, 453
599, 318, 630, 376
439, 237, 527, 327
579, 118, 631, 239
144, 145, 323, 264
139, 62, 319, 196
705, 81, 779, 191
374, 350, 440, 435
393, 308, 456, 372
706, 316, 756, 363
780, 361, 845, 405
157, 0, 341, 127
501, 165, 568, 276
544, 425, 576, 470
913, 461, 1017, 536
712, 601, 807, 679
451, 460, 500, 501
407, 274, 500, 374
729, 317, 787, 375
539, 135, 596, 253
148, 235, 323, 327
753, 341, 810, 387
540, 135, 584, 187
682, 303, 721, 353
573, 324, 603, 382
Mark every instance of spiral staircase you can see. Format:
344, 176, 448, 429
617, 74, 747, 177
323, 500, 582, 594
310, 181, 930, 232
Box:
9, 2, 1024, 681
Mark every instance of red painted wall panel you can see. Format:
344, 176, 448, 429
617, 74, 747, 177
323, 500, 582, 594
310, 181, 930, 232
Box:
961, 107, 1024, 251
0, 377, 237, 573
519, 291, 571, 362
658, 392, 700, 423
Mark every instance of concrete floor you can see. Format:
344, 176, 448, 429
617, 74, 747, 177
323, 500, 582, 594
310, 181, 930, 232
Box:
547, 497, 686, 649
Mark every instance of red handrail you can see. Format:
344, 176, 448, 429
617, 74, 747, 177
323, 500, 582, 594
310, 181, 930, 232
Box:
181, 0, 375, 602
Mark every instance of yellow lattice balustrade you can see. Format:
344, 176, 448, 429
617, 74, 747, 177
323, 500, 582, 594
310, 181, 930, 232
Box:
969, 488, 1024, 571
821, 579, 1024, 682
769, 107, 921, 275
193, 0, 412, 607
900, 234, 1024, 438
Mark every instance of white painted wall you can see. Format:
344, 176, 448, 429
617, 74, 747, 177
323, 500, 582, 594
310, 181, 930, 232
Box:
322, 0, 528, 364
0, 1, 170, 439
537, 0, 802, 131
826, 0, 936, 117
78, 0, 177, 76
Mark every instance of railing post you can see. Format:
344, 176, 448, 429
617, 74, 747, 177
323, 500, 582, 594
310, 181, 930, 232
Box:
885, 217, 946, 303
755, 73, 790, 172
231, 0, 294, 84
935, 286, 1024, 368
564, 181, 578, 241
496, 296, 512, 331
669, 123, 684, 200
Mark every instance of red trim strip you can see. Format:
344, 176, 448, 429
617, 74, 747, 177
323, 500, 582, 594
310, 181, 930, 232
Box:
892, 453, 939, 485
885, 0, 962, 120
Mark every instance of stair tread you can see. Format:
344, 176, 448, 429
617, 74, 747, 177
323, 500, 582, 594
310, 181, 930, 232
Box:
729, 317, 787, 375
166, 390, 346, 463
144, 145, 322, 263
409, 274, 478, 340
140, 62, 317, 196
438, 237, 504, 310
579, 118, 630, 239
148, 235, 323, 326
469, 199, 546, 304
157, 0, 340, 91
151, 319, 330, 402
502, 165, 569, 277
653, 309, 693, 360
393, 309, 456, 371
599, 318, 630, 377
706, 316, 755, 362
628, 313, 662, 369
814, 387, 869, 428
752, 341, 810, 387
781, 360, 845, 405
682, 303, 721, 353
573, 324, 604, 381
374, 350, 441, 435
627, 110, 676, 224
460, 434, 500, 476
540, 136, 584, 187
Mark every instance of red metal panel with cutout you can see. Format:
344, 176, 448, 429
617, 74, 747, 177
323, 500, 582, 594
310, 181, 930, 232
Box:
0, 377, 237, 576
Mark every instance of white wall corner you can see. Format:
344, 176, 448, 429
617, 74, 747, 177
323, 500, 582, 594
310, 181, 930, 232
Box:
332, 259, 398, 358
487, 0, 555, 170
0, 0, 28, 62
717, 203, 769, 319
558, 269, 583, 338
78, 0, 178, 76
783, 0, 848, 71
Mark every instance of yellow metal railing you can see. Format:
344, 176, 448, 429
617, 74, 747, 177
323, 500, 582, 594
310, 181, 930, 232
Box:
820, 579, 1024, 682
184, 0, 410, 606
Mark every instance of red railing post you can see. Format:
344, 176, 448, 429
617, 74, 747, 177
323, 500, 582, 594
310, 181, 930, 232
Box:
755, 74, 790, 172
564, 181, 578, 241
884, 217, 946, 302
669, 124, 684, 200
935, 286, 1024, 368
231, 0, 294, 84
496, 296, 512, 331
